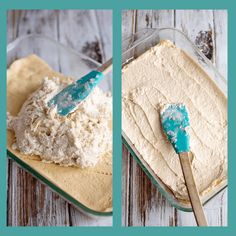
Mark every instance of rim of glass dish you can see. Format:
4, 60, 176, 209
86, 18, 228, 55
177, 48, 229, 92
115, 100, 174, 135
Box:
122, 136, 227, 212
122, 28, 228, 212
122, 137, 192, 212
122, 27, 227, 91
7, 34, 112, 217
7, 34, 102, 67
7, 150, 112, 217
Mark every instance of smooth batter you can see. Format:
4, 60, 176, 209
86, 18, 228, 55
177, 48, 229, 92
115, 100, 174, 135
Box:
122, 40, 227, 201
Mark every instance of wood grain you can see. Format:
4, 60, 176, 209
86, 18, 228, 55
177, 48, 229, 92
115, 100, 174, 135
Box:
122, 9, 227, 227
122, 10, 134, 39
179, 152, 208, 226
7, 10, 112, 227
213, 10, 228, 78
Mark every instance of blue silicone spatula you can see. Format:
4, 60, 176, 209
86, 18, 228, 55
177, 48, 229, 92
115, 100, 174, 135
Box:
48, 58, 112, 116
160, 103, 208, 226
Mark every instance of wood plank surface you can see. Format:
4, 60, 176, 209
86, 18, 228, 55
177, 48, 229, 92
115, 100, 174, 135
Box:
122, 9, 227, 227
7, 10, 112, 226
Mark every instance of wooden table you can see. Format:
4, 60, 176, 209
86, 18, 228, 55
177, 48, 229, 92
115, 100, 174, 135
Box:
7, 10, 112, 226
122, 10, 227, 227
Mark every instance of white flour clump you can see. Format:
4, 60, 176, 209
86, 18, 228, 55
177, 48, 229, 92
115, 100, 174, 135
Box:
7, 77, 112, 168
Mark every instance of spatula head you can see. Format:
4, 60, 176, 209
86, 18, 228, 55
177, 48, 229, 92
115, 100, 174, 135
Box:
160, 103, 190, 153
48, 70, 103, 116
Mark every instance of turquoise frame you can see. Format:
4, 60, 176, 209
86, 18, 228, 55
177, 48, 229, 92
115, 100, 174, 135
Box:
0, 1, 235, 235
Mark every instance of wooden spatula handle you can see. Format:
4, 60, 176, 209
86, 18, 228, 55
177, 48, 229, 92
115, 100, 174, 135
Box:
179, 152, 208, 226
97, 58, 112, 75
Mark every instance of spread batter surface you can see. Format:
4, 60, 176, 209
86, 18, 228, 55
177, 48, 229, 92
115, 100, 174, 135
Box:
7, 55, 112, 212
122, 40, 227, 202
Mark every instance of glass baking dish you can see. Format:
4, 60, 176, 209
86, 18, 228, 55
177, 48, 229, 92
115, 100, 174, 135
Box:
7, 34, 112, 218
122, 28, 227, 212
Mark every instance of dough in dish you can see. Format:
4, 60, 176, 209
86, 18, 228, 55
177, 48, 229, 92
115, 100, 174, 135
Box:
122, 40, 227, 202
7, 77, 112, 168
7, 55, 112, 212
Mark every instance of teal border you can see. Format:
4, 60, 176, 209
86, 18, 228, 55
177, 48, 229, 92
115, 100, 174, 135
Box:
0, 0, 235, 235
0, 7, 7, 228
113, 8, 122, 228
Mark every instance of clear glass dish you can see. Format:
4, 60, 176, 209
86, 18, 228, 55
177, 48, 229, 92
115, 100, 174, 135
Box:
7, 34, 112, 218
122, 28, 227, 212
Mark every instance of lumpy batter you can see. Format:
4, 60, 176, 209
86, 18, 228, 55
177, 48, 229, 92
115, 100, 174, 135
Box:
122, 40, 227, 201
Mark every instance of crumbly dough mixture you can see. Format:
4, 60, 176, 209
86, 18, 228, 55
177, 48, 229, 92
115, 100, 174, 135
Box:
8, 76, 112, 168
122, 40, 227, 201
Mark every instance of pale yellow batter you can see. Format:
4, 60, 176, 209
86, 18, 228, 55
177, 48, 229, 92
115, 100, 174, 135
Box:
7, 55, 112, 212
122, 40, 227, 202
